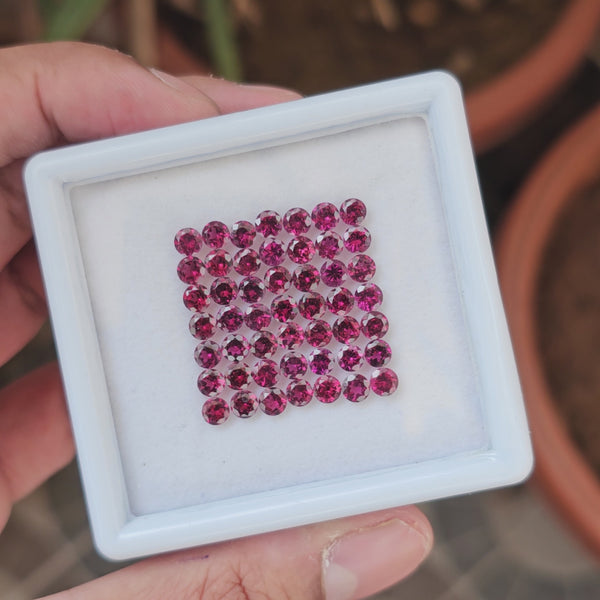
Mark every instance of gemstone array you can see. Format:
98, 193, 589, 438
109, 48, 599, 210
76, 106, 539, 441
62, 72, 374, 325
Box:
175, 198, 399, 425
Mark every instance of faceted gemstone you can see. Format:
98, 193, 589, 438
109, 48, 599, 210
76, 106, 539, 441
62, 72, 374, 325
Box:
231, 220, 256, 248
365, 339, 392, 367
360, 311, 389, 339
255, 210, 282, 237
309, 348, 334, 375
259, 388, 287, 415
343, 226, 371, 253
197, 369, 226, 396
298, 292, 326, 320
370, 368, 399, 396
189, 312, 216, 340
311, 202, 339, 231
315, 231, 343, 259
210, 277, 238, 305
321, 259, 347, 287
355, 283, 383, 311
342, 374, 369, 402
252, 359, 279, 388
278, 322, 305, 349
305, 320, 332, 347
226, 363, 252, 390
177, 256, 205, 284
174, 227, 202, 255
287, 236, 315, 264
326, 287, 354, 315
286, 380, 313, 406
283, 207, 311, 235
205, 249, 232, 277
202, 398, 230, 425
332, 316, 361, 344
271, 295, 297, 322
239, 276, 265, 303
337, 345, 364, 372
244, 303, 271, 331
233, 248, 261, 276
251, 331, 278, 359
231, 391, 258, 418
259, 238, 285, 266
348, 254, 376, 282
202, 221, 229, 248
292, 264, 320, 292
222, 334, 250, 362
340, 198, 367, 226
216, 305, 244, 332
280, 352, 308, 379
314, 375, 341, 403
194, 340, 221, 369
264, 266, 291, 293
183, 285, 210, 312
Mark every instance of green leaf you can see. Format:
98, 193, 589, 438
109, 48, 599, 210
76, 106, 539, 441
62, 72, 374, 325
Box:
41, 0, 110, 41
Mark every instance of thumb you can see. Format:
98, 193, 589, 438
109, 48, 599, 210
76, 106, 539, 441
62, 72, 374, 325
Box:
43, 506, 432, 600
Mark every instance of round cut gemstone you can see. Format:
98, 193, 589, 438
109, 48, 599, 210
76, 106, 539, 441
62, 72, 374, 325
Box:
259, 239, 285, 266
348, 254, 376, 282
298, 292, 326, 320
259, 388, 287, 415
244, 303, 271, 331
231, 391, 258, 418
365, 339, 392, 367
361, 311, 389, 339
189, 312, 216, 340
210, 277, 238, 305
314, 375, 341, 403
183, 285, 210, 312
370, 368, 399, 396
340, 198, 367, 225
311, 202, 339, 231
287, 236, 315, 264
278, 322, 304, 349
355, 283, 383, 311
251, 331, 278, 358
292, 264, 320, 292
315, 231, 343, 259
216, 305, 244, 332
283, 207, 311, 235
222, 334, 250, 362
194, 340, 221, 369
305, 320, 332, 347
226, 363, 252, 389
231, 220, 256, 248
337, 345, 364, 371
205, 249, 232, 277
332, 316, 361, 343
343, 374, 369, 402
280, 352, 308, 379
202, 221, 229, 248
255, 210, 282, 237
233, 248, 261, 276
239, 276, 265, 303
321, 259, 347, 287
202, 398, 230, 425
197, 369, 226, 396
264, 266, 291, 293
326, 287, 354, 315
177, 256, 205, 284
309, 348, 333, 375
271, 295, 297, 322
343, 226, 371, 253
252, 359, 279, 388
174, 227, 202, 255
286, 380, 313, 406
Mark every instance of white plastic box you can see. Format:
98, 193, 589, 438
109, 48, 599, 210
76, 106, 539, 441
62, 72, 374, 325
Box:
24, 72, 532, 560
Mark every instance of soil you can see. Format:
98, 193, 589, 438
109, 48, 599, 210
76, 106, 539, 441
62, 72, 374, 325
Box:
537, 181, 600, 478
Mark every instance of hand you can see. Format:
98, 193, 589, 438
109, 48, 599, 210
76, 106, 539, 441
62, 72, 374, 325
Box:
0, 42, 433, 599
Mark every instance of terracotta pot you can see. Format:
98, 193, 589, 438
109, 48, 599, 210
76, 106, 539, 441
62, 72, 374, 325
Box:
495, 104, 600, 558
467, 0, 600, 154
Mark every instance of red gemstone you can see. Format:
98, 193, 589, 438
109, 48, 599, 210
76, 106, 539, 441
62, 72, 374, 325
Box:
259, 388, 287, 415
231, 220, 256, 248
287, 236, 315, 264
321, 260, 347, 287
286, 380, 313, 406
314, 375, 341, 403
233, 248, 261, 276
271, 295, 297, 322
183, 285, 210, 311
255, 210, 282, 237
305, 320, 332, 347
370, 368, 398, 396
216, 305, 244, 332
309, 348, 333, 374
360, 311, 389, 339
340, 198, 367, 225
202, 221, 229, 248
332, 316, 361, 343
355, 283, 383, 311
280, 352, 308, 379
337, 345, 363, 371
197, 369, 226, 396
251, 331, 278, 358
278, 322, 304, 349
343, 227, 371, 253
259, 238, 285, 266
177, 256, 205, 284
189, 313, 216, 340
315, 231, 343, 259
222, 334, 250, 362
231, 391, 258, 418
226, 363, 252, 389
264, 266, 291, 293
194, 340, 221, 368
283, 207, 311, 235
205, 249, 232, 277
348, 254, 376, 282
326, 287, 354, 315
239, 276, 265, 303
311, 202, 339, 231
292, 264, 320, 292
298, 292, 326, 320
174, 228, 202, 255
210, 277, 238, 305
343, 374, 369, 402
365, 339, 392, 367
252, 359, 279, 388
202, 398, 230, 425
244, 303, 271, 331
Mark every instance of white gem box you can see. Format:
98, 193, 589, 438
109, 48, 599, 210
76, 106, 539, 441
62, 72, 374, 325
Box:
24, 72, 532, 560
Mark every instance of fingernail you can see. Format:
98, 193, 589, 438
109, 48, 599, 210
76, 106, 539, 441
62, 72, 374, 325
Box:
236, 82, 303, 101
322, 518, 432, 600
149, 68, 193, 93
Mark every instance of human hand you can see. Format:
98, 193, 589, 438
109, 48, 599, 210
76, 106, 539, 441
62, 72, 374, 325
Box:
0, 42, 433, 599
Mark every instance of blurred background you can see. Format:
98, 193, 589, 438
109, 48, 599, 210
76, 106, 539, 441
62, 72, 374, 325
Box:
0, 0, 599, 598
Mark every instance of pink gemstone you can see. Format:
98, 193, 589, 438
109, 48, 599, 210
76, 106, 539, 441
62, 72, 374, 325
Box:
197, 369, 226, 396
278, 322, 304, 349
174, 228, 202, 255
222, 334, 250, 362
314, 375, 341, 403
298, 292, 326, 320
183, 285, 210, 312
202, 398, 230, 425
287, 236, 315, 264
321, 260, 347, 287
271, 295, 297, 322
340, 198, 367, 225
343, 374, 369, 402
286, 380, 313, 406
305, 320, 332, 347
264, 266, 291, 293
337, 345, 364, 372
283, 207, 311, 235
370, 368, 398, 396
239, 276, 265, 303
216, 305, 244, 332
226, 363, 252, 389
332, 316, 361, 344
231, 220, 256, 248
311, 202, 339, 231
202, 221, 229, 248
205, 249, 232, 277
360, 311, 389, 339
292, 264, 320, 292
355, 284, 383, 311
365, 339, 392, 367
194, 340, 221, 368
280, 352, 308, 379
233, 248, 261, 276
343, 227, 371, 253
259, 388, 287, 415
231, 391, 258, 418
309, 348, 333, 374
255, 210, 282, 237
315, 231, 343, 259
252, 359, 279, 388
177, 256, 205, 284
348, 254, 376, 282
210, 277, 238, 305
326, 287, 354, 315
251, 331, 278, 358
189, 313, 216, 340
259, 238, 285, 266
244, 303, 271, 331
